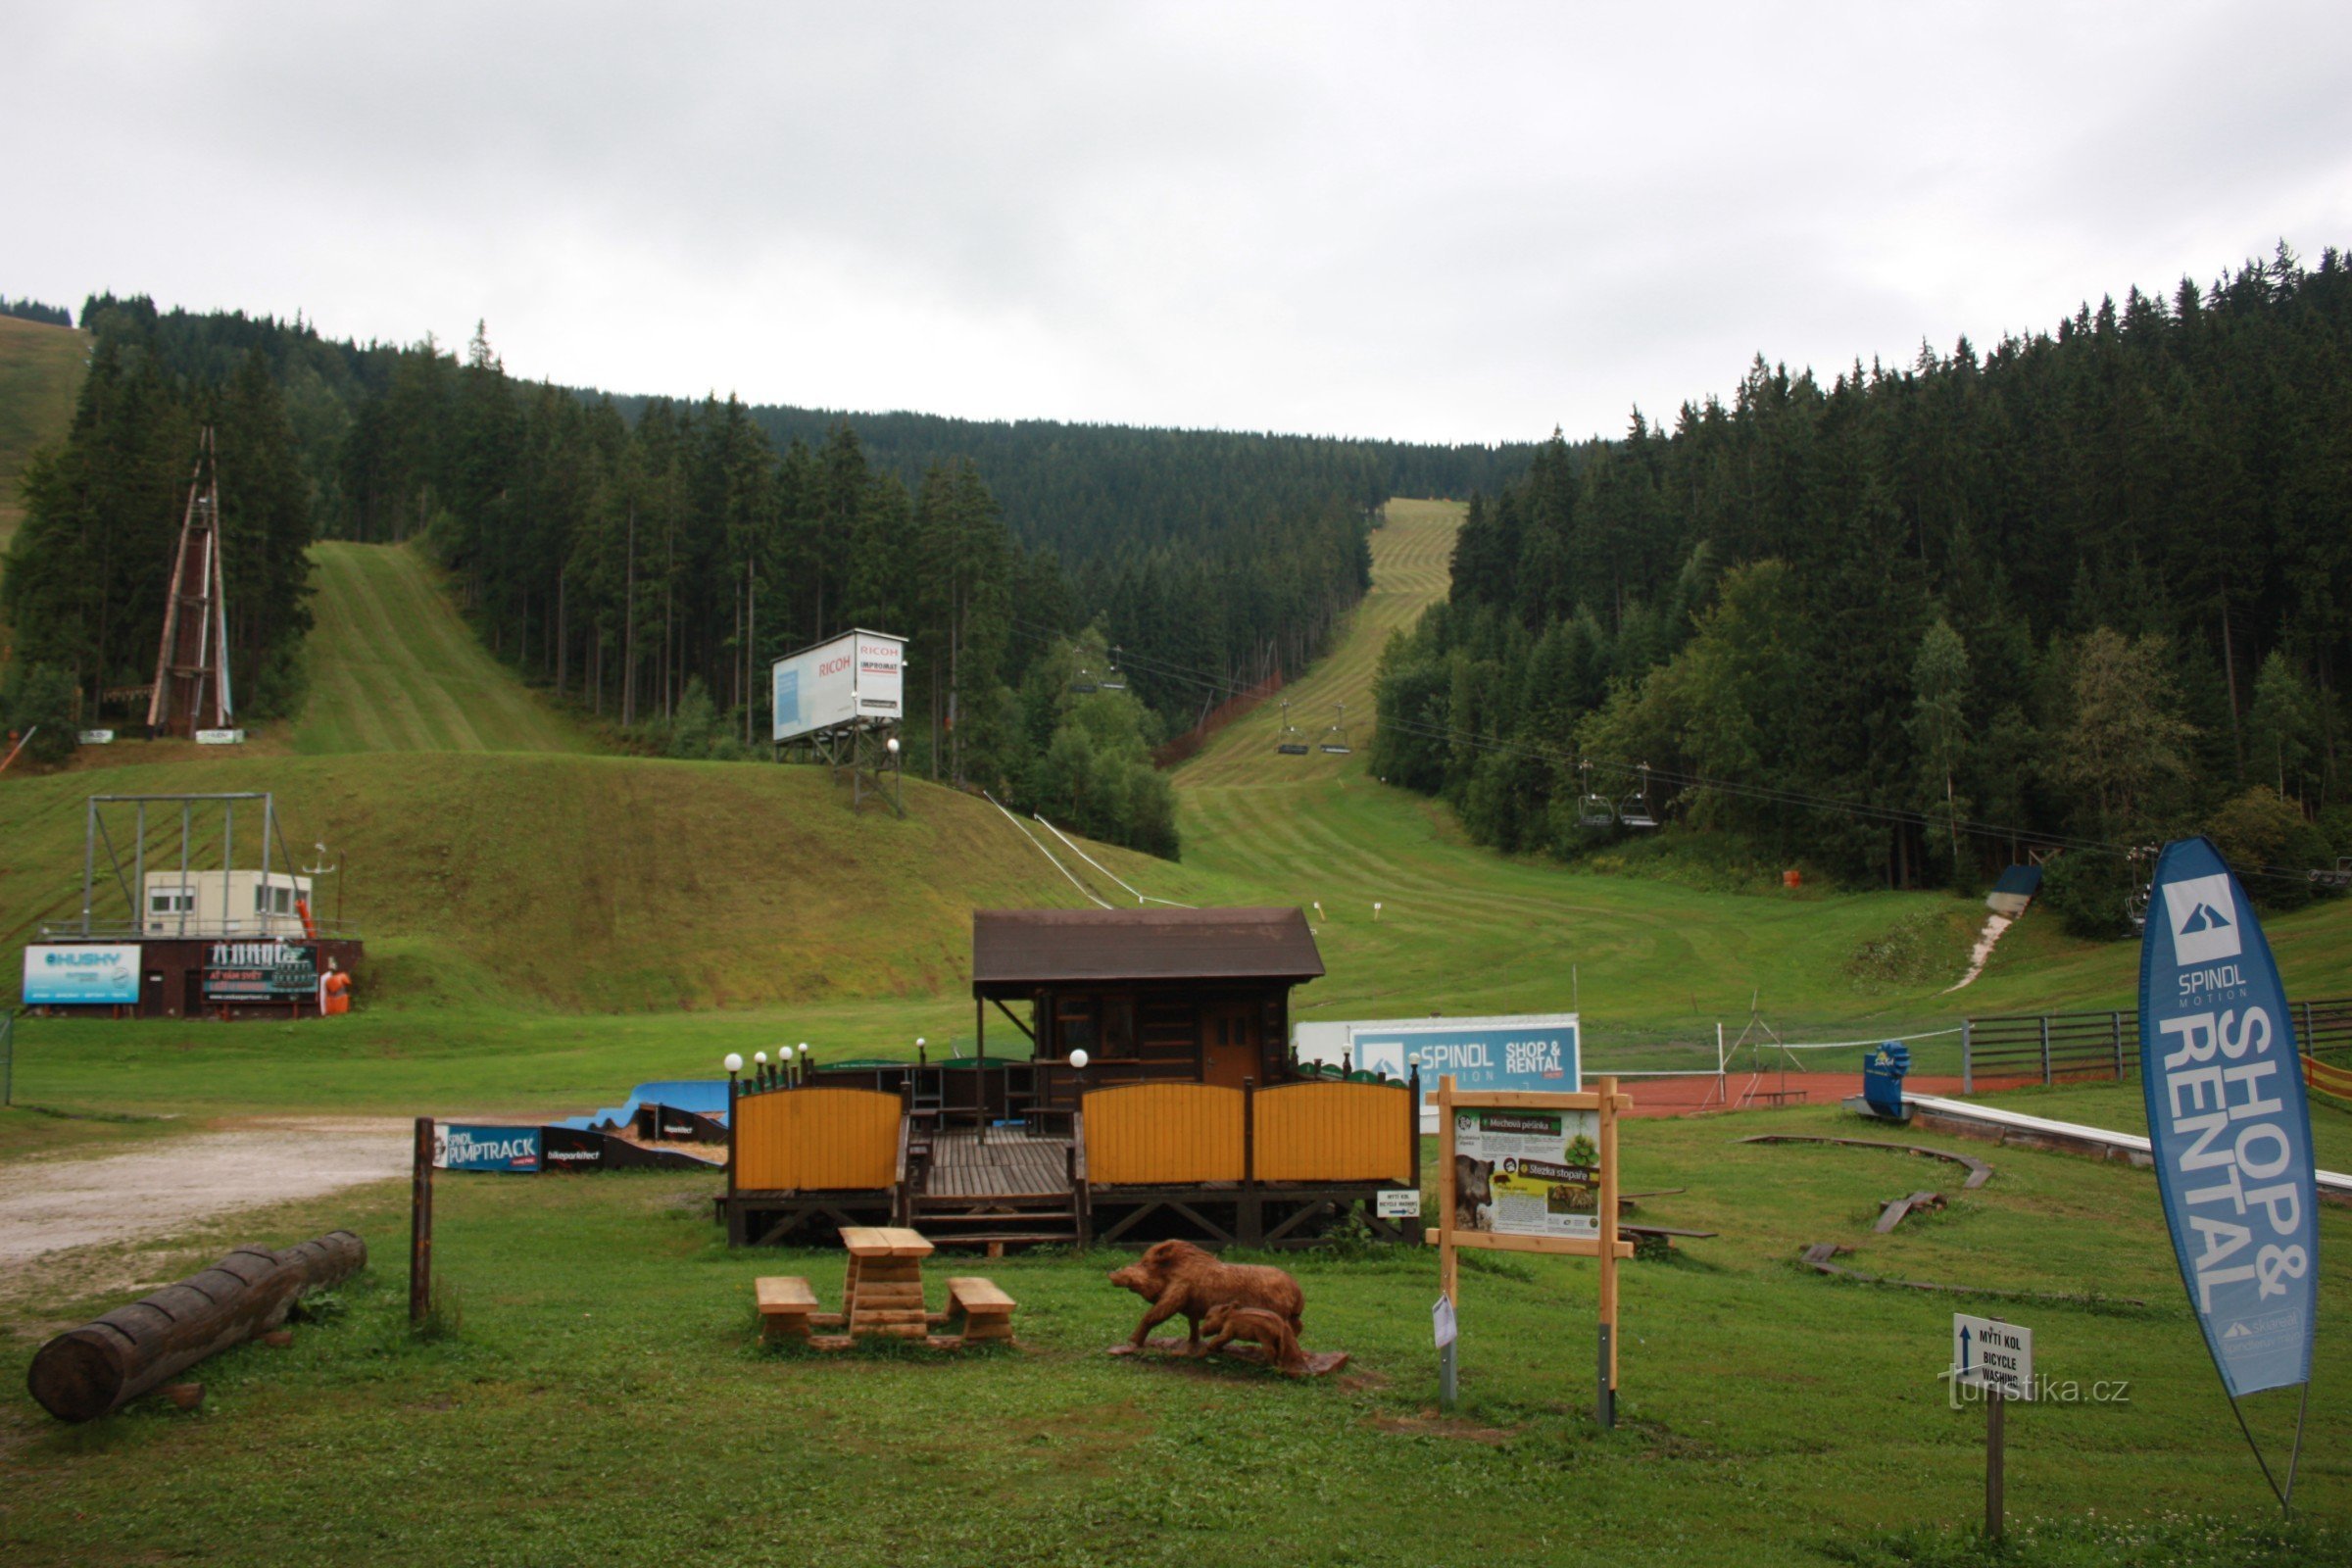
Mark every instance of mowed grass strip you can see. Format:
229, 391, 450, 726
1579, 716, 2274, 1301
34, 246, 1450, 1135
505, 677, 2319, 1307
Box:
0, 316, 88, 558
1, 1092, 2344, 1567
293, 541, 598, 755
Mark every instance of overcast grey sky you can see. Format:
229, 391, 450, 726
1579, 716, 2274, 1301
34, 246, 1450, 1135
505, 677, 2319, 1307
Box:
12, 2, 2352, 444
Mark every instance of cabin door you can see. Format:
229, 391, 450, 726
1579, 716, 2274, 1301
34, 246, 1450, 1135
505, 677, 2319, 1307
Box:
1201, 1003, 1259, 1091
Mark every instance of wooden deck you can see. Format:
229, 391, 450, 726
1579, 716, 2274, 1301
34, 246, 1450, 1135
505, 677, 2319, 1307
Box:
924, 1129, 1072, 1199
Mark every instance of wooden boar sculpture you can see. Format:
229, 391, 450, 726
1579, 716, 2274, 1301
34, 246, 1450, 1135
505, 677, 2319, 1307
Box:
1106, 1239, 1304, 1354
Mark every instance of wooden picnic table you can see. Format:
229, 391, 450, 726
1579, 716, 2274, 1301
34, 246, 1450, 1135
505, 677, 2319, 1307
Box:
839, 1227, 936, 1340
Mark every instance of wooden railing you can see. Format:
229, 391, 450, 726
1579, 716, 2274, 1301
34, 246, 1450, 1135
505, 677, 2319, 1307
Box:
1082, 1077, 1412, 1187
734, 1086, 902, 1191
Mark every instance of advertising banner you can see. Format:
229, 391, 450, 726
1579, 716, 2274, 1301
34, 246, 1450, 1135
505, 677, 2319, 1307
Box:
1348, 1015, 1580, 1100
854, 633, 903, 717
2138, 837, 2317, 1397
204, 940, 318, 1003
772, 631, 859, 743
22, 944, 141, 1006
1449, 1104, 1601, 1239
434, 1124, 542, 1172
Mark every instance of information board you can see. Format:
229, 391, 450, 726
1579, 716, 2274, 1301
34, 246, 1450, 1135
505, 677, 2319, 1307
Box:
22, 944, 141, 1006
1450, 1104, 1602, 1238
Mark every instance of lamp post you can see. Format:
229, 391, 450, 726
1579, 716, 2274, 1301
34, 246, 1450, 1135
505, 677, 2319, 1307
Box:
797, 1043, 810, 1086
722, 1054, 743, 1214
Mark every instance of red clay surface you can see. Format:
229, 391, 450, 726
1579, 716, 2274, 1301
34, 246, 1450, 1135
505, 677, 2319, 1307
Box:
1613, 1072, 2051, 1118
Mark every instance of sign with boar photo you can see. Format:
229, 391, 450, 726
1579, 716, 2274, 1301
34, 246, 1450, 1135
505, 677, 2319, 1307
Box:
1450, 1106, 1601, 1239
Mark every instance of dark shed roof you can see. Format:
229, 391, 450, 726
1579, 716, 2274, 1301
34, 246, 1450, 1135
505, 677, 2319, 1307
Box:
971, 907, 1325, 993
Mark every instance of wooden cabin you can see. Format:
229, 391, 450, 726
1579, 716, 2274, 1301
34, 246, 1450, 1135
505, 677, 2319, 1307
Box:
719, 906, 1422, 1250
971, 906, 1326, 1108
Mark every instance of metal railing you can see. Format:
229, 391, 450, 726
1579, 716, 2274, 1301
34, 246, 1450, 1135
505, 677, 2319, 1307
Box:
1962, 996, 2352, 1092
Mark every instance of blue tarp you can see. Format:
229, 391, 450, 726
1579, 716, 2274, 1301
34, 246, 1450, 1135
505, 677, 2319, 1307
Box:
1990, 864, 2043, 897
555, 1079, 730, 1130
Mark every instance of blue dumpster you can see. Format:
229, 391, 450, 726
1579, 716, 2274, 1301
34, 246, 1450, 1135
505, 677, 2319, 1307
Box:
1862, 1042, 1911, 1119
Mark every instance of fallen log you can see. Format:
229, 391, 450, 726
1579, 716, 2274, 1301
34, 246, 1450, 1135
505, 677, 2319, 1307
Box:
27, 1230, 365, 1422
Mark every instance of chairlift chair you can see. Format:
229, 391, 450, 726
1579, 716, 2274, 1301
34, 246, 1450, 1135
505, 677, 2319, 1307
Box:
1318, 701, 1354, 756
1275, 699, 1311, 756
1618, 763, 1659, 829
2125, 846, 2152, 930
1575, 761, 1616, 828
1072, 664, 1100, 695
1100, 647, 1127, 692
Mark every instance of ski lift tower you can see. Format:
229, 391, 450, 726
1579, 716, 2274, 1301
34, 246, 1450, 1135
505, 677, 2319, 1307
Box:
146, 429, 236, 739
770, 629, 907, 816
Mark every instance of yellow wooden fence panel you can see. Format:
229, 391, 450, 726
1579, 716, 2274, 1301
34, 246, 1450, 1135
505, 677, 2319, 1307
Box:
1087, 1083, 1245, 1185
736, 1088, 901, 1190
1253, 1081, 1411, 1184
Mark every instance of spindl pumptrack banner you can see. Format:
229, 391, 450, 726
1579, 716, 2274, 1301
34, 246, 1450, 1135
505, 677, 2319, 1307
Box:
2137, 837, 2318, 1397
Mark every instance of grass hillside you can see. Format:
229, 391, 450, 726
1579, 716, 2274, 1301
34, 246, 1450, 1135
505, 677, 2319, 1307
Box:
0, 314, 88, 557
294, 541, 600, 754
1175, 498, 2352, 1053
0, 753, 1218, 1014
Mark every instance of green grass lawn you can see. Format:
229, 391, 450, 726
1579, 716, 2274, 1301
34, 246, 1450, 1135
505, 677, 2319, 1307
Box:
2, 1099, 2344, 1567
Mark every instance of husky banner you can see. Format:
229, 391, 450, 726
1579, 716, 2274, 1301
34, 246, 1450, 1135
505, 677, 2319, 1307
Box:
2138, 837, 2317, 1397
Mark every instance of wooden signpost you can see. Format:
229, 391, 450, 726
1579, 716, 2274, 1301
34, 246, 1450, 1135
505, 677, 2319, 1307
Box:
410, 1116, 434, 1327
1428, 1073, 1632, 1425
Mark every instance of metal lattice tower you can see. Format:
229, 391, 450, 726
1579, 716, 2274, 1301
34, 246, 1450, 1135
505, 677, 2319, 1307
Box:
146, 428, 233, 738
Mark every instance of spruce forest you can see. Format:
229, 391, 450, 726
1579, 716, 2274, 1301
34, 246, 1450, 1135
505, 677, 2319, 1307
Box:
1372, 245, 2352, 931
4, 297, 1504, 855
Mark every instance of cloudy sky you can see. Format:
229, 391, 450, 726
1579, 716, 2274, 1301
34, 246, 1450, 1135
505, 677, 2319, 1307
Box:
13, 3, 2352, 444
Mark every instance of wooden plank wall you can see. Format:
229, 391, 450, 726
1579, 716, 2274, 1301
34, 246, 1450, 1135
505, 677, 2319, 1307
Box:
737, 1088, 901, 1190
1087, 1084, 1245, 1184
1253, 1082, 1411, 1184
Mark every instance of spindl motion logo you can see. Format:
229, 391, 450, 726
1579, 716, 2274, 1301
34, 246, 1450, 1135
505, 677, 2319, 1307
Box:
2163, 871, 2241, 965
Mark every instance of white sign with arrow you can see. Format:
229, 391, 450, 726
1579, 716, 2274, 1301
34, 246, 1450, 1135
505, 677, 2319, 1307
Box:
1952, 1313, 2033, 1400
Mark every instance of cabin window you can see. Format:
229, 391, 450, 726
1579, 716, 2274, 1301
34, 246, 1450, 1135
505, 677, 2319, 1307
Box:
1054, 996, 1099, 1058
149, 888, 194, 915
1102, 997, 1136, 1059
253, 886, 297, 914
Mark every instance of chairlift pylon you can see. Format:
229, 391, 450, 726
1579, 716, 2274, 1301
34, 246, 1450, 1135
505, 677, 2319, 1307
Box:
1275, 699, 1310, 757
1618, 763, 1658, 829
1318, 701, 1353, 756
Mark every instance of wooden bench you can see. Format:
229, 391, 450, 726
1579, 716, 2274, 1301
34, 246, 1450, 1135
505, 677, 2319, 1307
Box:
944, 1276, 1016, 1344
755, 1276, 819, 1342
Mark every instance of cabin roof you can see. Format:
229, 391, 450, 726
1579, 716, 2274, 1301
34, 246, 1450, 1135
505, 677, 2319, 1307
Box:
971, 906, 1324, 992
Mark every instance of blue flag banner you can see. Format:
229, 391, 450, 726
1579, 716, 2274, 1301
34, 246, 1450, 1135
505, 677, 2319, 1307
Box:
2138, 837, 2318, 1397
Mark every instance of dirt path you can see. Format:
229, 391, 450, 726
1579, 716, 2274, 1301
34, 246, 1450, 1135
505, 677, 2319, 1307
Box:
0, 1117, 412, 1270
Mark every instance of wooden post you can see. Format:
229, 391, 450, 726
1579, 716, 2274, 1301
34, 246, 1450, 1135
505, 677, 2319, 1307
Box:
408, 1116, 433, 1328
1437, 1073, 1458, 1411
725, 1067, 740, 1204
2038, 1016, 2052, 1087
2112, 1011, 2125, 1079
1961, 1018, 1973, 1096
1406, 1064, 1424, 1246
1985, 1387, 2006, 1541
1597, 1073, 1620, 1430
